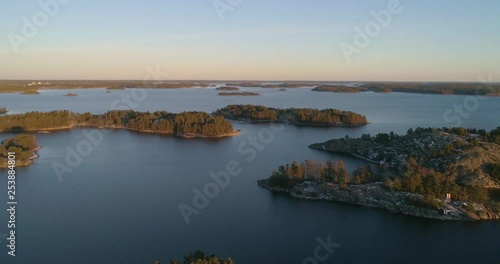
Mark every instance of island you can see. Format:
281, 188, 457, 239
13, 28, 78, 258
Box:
214, 104, 368, 126
0, 135, 40, 168
262, 83, 318, 88
312, 82, 500, 96
259, 127, 500, 221
215, 86, 240, 91
1, 80, 499, 96
225, 82, 261, 87
20, 90, 40, 95
0, 110, 239, 138
278, 88, 287, 91
64, 93, 78, 96
218, 92, 261, 96
0, 107, 7, 114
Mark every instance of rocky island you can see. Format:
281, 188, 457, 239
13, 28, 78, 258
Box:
214, 104, 368, 126
259, 127, 500, 221
0, 107, 7, 114
0, 134, 40, 168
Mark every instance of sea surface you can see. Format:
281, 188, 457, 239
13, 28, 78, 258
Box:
0, 87, 499, 264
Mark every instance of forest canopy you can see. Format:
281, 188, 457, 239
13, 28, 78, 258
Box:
214, 104, 368, 126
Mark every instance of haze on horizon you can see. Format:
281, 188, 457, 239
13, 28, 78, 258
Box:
1, 0, 499, 82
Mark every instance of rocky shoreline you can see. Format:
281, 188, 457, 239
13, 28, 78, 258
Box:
257, 179, 500, 221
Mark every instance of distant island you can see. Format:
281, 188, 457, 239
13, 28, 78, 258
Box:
312, 82, 500, 96
225, 82, 261, 87
214, 104, 368, 126
259, 127, 500, 221
20, 90, 40, 95
262, 83, 317, 88
0, 107, 7, 114
1, 80, 499, 96
0, 135, 40, 168
218, 92, 260, 96
0, 110, 239, 138
278, 88, 287, 91
64, 93, 78, 96
216, 86, 240, 91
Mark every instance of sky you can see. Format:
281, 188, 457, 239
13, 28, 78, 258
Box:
0, 0, 499, 81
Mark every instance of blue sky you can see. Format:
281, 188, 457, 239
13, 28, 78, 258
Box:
1, 0, 499, 81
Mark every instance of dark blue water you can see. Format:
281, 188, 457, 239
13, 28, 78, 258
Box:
0, 88, 499, 264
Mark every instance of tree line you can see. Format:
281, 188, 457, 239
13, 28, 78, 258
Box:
268, 158, 492, 208
0, 110, 234, 137
214, 105, 368, 126
268, 160, 379, 189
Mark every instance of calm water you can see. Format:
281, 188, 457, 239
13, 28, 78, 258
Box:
0, 88, 499, 264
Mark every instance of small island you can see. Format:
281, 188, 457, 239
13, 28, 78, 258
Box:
0, 135, 40, 168
262, 83, 317, 88
225, 82, 261, 87
278, 88, 287, 91
0, 107, 7, 114
20, 90, 40, 95
0, 110, 239, 139
218, 92, 261, 96
258, 127, 500, 221
216, 86, 240, 91
214, 104, 368, 126
64, 93, 78, 96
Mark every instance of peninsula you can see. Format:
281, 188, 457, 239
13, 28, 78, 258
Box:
0, 135, 40, 168
259, 127, 500, 221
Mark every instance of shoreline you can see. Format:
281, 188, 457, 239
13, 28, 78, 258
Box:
257, 179, 500, 221
229, 118, 369, 127
0, 147, 42, 169
0, 124, 241, 139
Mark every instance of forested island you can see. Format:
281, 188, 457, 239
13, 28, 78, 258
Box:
64, 93, 78, 96
215, 86, 240, 91
0, 135, 40, 168
20, 90, 40, 95
214, 104, 368, 126
0, 110, 238, 138
218, 92, 260, 96
259, 127, 500, 221
312, 82, 500, 96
